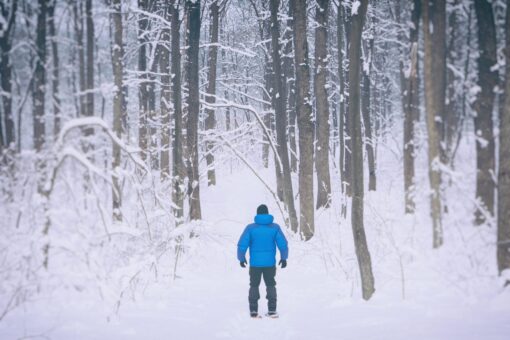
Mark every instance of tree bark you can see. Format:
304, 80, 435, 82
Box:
205, 0, 219, 186
498, 0, 510, 279
85, 0, 94, 117
111, 0, 124, 222
138, 0, 149, 163
337, 3, 345, 195
33, 0, 47, 151
186, 0, 202, 220
270, 0, 298, 233
291, 0, 314, 240
73, 1, 86, 117
422, 0, 445, 248
473, 0, 497, 224
0, 0, 17, 149
402, 0, 421, 213
48, 0, 61, 136
160, 4, 171, 180
314, 0, 332, 208
170, 0, 185, 221
361, 38, 376, 191
348, 0, 375, 300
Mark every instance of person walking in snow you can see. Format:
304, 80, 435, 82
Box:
237, 204, 288, 318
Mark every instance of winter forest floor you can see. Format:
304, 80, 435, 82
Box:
2, 137, 510, 340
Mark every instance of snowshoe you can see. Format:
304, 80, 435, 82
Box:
265, 312, 279, 318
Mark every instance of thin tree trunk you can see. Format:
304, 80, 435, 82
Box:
205, 0, 219, 186
291, 0, 314, 240
185, 0, 202, 220
160, 5, 171, 180
138, 0, 149, 163
314, 0, 332, 208
85, 0, 94, 117
47, 0, 61, 136
473, 0, 497, 224
361, 38, 376, 191
348, 0, 375, 301
111, 0, 124, 222
497, 0, 510, 280
402, 0, 421, 214
0, 0, 17, 150
270, 0, 298, 233
422, 0, 445, 248
33, 0, 47, 151
171, 0, 184, 221
344, 8, 353, 197
284, 0, 297, 173
337, 3, 346, 196
73, 2, 86, 117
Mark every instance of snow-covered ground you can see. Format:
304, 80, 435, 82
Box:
2, 143, 510, 339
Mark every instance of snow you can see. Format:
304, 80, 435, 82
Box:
1, 154, 510, 339
351, 1, 361, 16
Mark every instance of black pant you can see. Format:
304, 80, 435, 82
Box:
249, 266, 277, 313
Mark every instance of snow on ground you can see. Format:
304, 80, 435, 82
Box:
1, 152, 510, 339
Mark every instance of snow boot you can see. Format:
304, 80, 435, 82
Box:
265, 311, 279, 318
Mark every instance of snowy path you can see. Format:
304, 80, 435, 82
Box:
2, 169, 510, 340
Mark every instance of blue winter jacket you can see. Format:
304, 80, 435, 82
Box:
237, 214, 289, 267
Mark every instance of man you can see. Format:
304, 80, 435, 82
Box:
237, 204, 288, 318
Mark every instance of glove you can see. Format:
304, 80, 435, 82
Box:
240, 260, 247, 268
279, 259, 287, 268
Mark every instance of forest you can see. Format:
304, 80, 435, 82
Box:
0, 0, 509, 338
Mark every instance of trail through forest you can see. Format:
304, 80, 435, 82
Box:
1, 168, 509, 340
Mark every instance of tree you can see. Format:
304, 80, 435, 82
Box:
0, 0, 17, 150
160, 3, 171, 180
111, 0, 124, 222
186, 0, 202, 220
314, 0, 332, 208
473, 0, 497, 225
337, 3, 346, 197
205, 0, 219, 186
348, 0, 375, 300
73, 1, 86, 117
497, 0, 510, 281
170, 0, 185, 221
33, 0, 47, 152
401, 0, 421, 213
292, 0, 315, 240
85, 0, 94, 117
138, 0, 149, 163
270, 0, 298, 233
422, 0, 445, 248
361, 20, 376, 191
47, 0, 61, 136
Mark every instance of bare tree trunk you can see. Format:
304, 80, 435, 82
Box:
361, 37, 376, 191
291, 0, 314, 240
314, 0, 332, 208
473, 0, 497, 224
33, 0, 47, 151
111, 0, 124, 222
422, 0, 445, 248
270, 0, 298, 233
283, 0, 297, 173
170, 0, 184, 221
337, 3, 346, 198
185, 0, 202, 220
402, 0, 420, 214
498, 0, 510, 280
204, 0, 219, 186
73, 1, 86, 117
344, 9, 353, 197
85, 0, 94, 117
348, 0, 375, 301
138, 0, 149, 163
160, 5, 171, 180
47, 0, 61, 136
0, 0, 17, 150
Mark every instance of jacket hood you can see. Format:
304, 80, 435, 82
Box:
254, 214, 274, 225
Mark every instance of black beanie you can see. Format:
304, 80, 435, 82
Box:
256, 204, 269, 215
